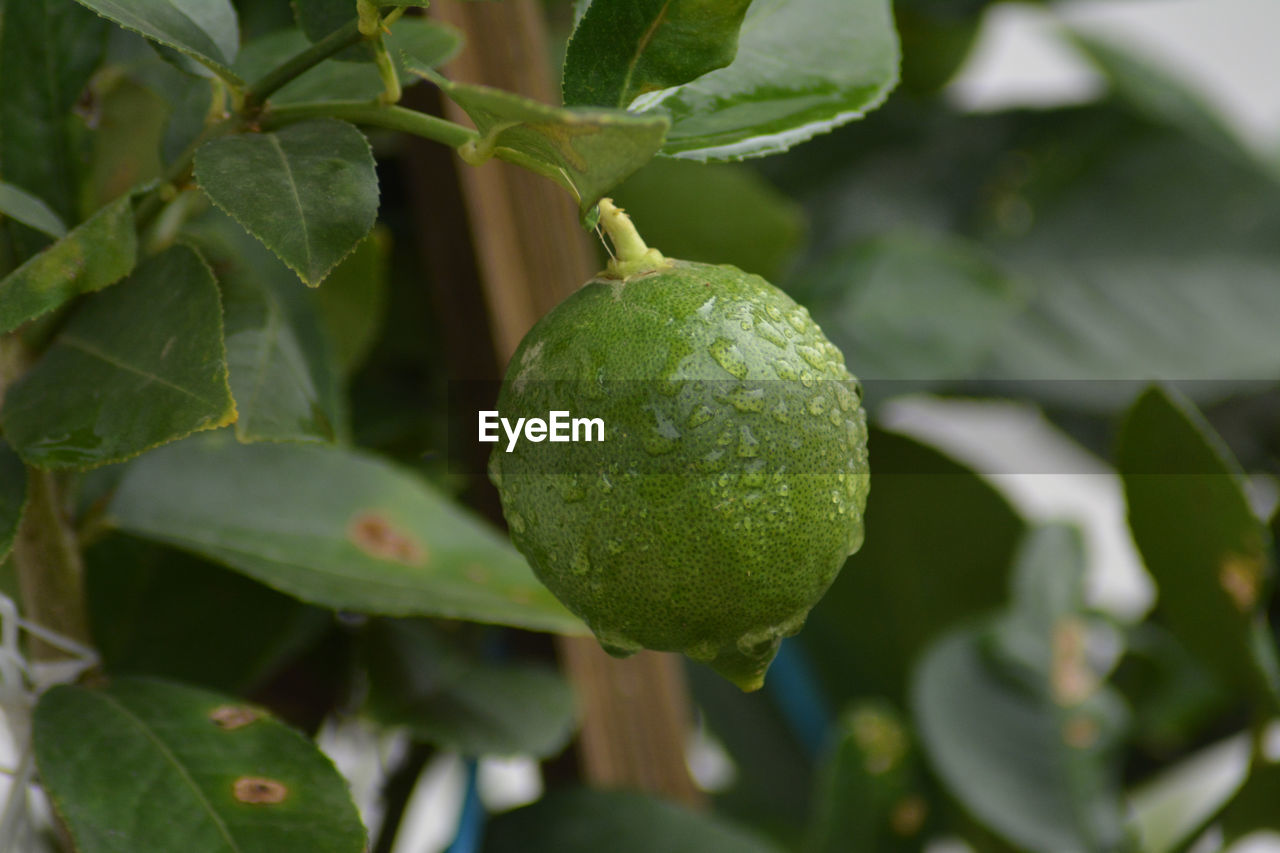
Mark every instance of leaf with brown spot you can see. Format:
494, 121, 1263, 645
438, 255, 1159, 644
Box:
34, 677, 366, 852
348, 511, 428, 566
1118, 385, 1280, 707
108, 433, 586, 634
210, 704, 261, 730
234, 776, 288, 804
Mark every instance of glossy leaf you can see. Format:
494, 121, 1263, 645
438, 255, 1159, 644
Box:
71, 0, 242, 83
106, 432, 587, 634
806, 702, 926, 853
408, 65, 670, 214
34, 677, 365, 853
562, 0, 753, 109
483, 788, 784, 853
913, 529, 1131, 853
310, 227, 389, 377
87, 536, 329, 694
792, 231, 1025, 390
2, 244, 235, 470
362, 620, 577, 757
801, 428, 1025, 706
0, 441, 25, 564
194, 119, 379, 286
1117, 386, 1280, 706
0, 194, 136, 336
642, 0, 899, 161
0, 0, 108, 258
0, 181, 67, 239
185, 210, 343, 444
233, 19, 461, 105
610, 158, 805, 280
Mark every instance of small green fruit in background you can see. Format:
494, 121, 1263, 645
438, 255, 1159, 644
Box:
490, 200, 869, 691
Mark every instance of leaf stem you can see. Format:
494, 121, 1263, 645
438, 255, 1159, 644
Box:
261, 100, 479, 149
12, 468, 92, 662
598, 198, 668, 278
242, 20, 366, 111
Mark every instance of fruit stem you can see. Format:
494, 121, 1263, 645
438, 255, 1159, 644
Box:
598, 198, 670, 279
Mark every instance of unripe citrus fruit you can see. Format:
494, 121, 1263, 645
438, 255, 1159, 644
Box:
489, 200, 868, 691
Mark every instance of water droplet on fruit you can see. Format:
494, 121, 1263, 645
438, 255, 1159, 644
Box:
797, 345, 826, 371
686, 640, 719, 662
720, 385, 765, 413
696, 296, 717, 323
787, 309, 808, 333
709, 338, 749, 379
559, 476, 587, 503
808, 395, 828, 416
772, 359, 798, 381
771, 401, 790, 424
508, 512, 526, 534
737, 425, 759, 458
687, 405, 714, 429
755, 322, 787, 349
766, 304, 783, 322
800, 370, 814, 388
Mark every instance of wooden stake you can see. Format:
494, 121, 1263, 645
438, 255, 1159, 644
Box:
424, 0, 705, 808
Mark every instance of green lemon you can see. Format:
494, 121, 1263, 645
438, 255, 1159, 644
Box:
489, 200, 868, 691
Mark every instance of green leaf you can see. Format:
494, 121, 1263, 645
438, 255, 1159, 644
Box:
311, 227, 390, 376
806, 702, 926, 853
1, 244, 236, 469
34, 677, 366, 853
973, 107, 1280, 410
642, 0, 899, 161
194, 119, 379, 286
1116, 385, 1280, 707
70, 0, 242, 83
793, 231, 1025, 391
562, 0, 753, 109
82, 77, 168, 212
106, 432, 587, 634
483, 788, 784, 853
801, 428, 1025, 706
0, 0, 108, 258
913, 562, 1129, 853
233, 19, 461, 105
0, 441, 26, 564
1222, 747, 1280, 842
0, 181, 68, 239
408, 65, 669, 214
1069, 31, 1251, 162
87, 535, 329, 694
185, 210, 343, 444
610, 158, 805, 280
0, 194, 136, 336
362, 619, 577, 757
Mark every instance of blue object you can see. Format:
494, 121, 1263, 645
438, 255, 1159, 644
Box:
445, 758, 484, 853
766, 638, 832, 758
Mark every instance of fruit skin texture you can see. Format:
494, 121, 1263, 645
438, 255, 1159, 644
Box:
489, 259, 869, 691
